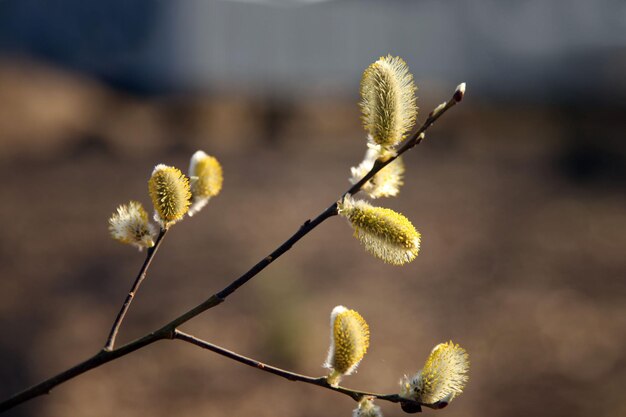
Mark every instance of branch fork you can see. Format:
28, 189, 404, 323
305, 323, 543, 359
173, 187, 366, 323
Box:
0, 85, 464, 414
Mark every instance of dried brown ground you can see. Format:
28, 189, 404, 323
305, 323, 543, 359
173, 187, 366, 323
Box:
0, 61, 625, 417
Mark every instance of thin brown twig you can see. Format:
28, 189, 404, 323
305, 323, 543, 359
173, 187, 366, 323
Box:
104, 228, 169, 351
0, 329, 172, 412
173, 329, 448, 412
0, 85, 463, 413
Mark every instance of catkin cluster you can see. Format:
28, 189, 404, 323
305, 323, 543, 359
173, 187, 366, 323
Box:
323, 305, 469, 416
328, 56, 469, 416
104, 55, 469, 417
108, 150, 223, 247
341, 55, 422, 265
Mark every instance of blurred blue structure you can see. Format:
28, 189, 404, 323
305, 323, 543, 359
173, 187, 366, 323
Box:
1, 0, 625, 101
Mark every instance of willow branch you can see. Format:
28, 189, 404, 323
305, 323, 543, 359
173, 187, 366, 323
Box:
173, 330, 449, 412
0, 85, 464, 413
0, 203, 337, 413
0, 329, 171, 413
104, 228, 169, 351
162, 84, 465, 328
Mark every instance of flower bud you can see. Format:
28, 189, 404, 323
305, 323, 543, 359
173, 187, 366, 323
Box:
400, 341, 469, 405
324, 306, 370, 387
338, 196, 420, 265
453, 82, 466, 103
188, 150, 223, 216
360, 55, 417, 149
148, 164, 191, 228
108, 201, 157, 250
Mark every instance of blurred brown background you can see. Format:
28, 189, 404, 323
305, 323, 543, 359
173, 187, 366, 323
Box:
1, 1, 625, 417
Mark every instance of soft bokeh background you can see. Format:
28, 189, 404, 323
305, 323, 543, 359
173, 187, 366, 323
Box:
1, 1, 625, 416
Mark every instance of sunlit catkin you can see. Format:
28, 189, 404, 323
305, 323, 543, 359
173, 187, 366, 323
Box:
400, 341, 469, 405
338, 196, 420, 265
324, 306, 370, 387
188, 150, 223, 216
108, 201, 157, 250
360, 55, 417, 149
148, 164, 191, 228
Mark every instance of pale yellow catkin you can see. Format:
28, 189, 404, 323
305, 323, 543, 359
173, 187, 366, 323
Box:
352, 397, 383, 417
350, 148, 405, 198
360, 55, 417, 149
108, 201, 156, 250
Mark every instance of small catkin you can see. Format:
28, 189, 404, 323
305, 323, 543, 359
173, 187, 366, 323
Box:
400, 341, 469, 405
338, 196, 420, 265
108, 201, 157, 250
324, 306, 370, 387
188, 150, 223, 216
353, 397, 383, 417
350, 148, 405, 198
148, 164, 191, 228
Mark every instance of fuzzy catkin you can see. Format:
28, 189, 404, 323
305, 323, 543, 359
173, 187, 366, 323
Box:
401, 341, 469, 405
324, 306, 370, 387
148, 164, 191, 227
338, 196, 420, 265
360, 55, 417, 149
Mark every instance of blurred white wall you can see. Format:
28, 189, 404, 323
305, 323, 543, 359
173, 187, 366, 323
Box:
1, 0, 625, 100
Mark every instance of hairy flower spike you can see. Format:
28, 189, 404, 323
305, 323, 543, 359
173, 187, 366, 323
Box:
350, 147, 405, 198
353, 397, 383, 417
360, 55, 417, 149
324, 306, 370, 387
108, 201, 157, 250
338, 196, 420, 265
188, 150, 223, 216
148, 164, 191, 228
400, 341, 469, 405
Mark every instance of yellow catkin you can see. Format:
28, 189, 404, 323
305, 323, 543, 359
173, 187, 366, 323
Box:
400, 341, 470, 405
325, 306, 370, 387
108, 201, 156, 250
338, 196, 420, 265
148, 164, 191, 228
360, 55, 417, 149
188, 151, 223, 216
190, 151, 223, 199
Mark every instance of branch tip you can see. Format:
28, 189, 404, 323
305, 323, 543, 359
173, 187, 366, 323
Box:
453, 82, 466, 103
